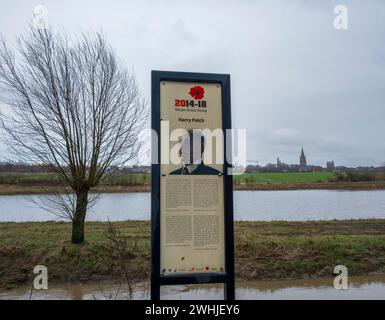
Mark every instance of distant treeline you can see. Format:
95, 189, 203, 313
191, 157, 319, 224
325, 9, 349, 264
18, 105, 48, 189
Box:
331, 171, 385, 182
245, 165, 385, 173
0, 163, 150, 173
0, 163, 55, 173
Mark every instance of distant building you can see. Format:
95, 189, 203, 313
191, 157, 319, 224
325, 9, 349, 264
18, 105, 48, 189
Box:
299, 148, 307, 169
326, 161, 335, 171
276, 157, 282, 168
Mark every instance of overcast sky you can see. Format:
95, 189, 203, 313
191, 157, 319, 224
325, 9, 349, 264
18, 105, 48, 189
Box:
0, 0, 384, 166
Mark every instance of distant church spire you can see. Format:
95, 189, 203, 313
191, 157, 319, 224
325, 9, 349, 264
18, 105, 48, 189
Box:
300, 148, 307, 167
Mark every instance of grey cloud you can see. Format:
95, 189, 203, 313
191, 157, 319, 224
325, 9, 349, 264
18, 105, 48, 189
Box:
0, 0, 384, 166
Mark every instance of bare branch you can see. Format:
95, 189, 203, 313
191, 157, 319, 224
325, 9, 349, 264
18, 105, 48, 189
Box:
0, 27, 147, 242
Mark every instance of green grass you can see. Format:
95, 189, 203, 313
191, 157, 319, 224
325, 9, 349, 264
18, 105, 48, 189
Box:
102, 173, 150, 186
1, 220, 385, 289
0, 172, 150, 186
1, 171, 385, 195
233, 172, 335, 184
0, 171, 334, 186
0, 172, 60, 185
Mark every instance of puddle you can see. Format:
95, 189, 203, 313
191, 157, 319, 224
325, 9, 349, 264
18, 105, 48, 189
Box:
1, 275, 385, 300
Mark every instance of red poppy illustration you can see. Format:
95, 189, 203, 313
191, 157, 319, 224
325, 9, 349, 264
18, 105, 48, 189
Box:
189, 85, 205, 100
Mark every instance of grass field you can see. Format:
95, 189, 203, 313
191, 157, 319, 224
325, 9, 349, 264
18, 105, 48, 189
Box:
1, 220, 385, 289
0, 171, 333, 185
0, 172, 60, 185
1, 171, 385, 194
233, 172, 335, 184
2, 171, 385, 195
0, 172, 150, 186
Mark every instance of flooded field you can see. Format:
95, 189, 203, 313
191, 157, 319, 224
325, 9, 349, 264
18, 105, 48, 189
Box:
1, 190, 385, 222
2, 275, 385, 300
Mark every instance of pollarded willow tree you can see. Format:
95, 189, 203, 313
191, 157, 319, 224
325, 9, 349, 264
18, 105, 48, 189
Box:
0, 27, 147, 243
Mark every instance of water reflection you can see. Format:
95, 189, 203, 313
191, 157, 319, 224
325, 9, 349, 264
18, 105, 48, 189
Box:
1, 275, 385, 300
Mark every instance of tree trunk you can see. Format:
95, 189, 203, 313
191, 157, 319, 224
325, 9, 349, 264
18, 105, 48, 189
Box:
71, 189, 89, 244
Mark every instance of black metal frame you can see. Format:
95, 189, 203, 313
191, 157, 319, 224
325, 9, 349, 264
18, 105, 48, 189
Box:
151, 70, 234, 300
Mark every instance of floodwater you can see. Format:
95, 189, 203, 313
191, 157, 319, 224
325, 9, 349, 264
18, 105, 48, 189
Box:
1, 190, 385, 222
1, 275, 385, 300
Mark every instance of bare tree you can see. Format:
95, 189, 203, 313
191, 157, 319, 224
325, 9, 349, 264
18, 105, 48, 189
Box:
0, 27, 147, 243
